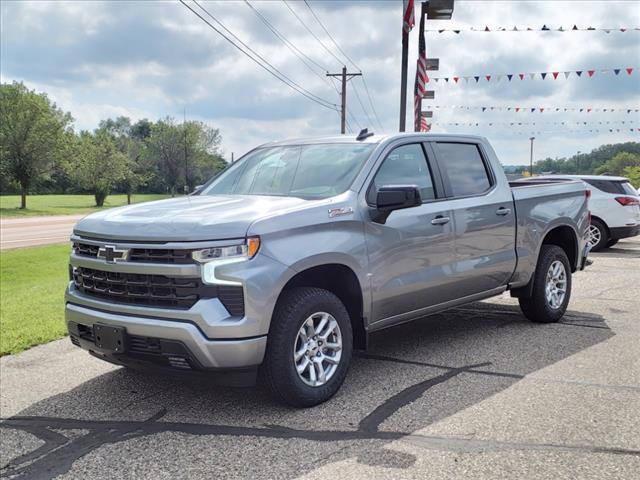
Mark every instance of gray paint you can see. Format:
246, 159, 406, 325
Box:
66, 133, 589, 369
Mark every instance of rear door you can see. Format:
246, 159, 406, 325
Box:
364, 142, 458, 326
429, 141, 517, 297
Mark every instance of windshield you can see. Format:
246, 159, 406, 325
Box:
201, 143, 375, 199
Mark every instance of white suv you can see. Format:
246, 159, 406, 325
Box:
530, 175, 640, 251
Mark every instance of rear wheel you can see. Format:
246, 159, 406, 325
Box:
263, 287, 353, 407
519, 245, 572, 323
587, 219, 608, 252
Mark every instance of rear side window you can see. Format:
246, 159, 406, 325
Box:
434, 143, 492, 197
584, 179, 636, 195
370, 143, 436, 202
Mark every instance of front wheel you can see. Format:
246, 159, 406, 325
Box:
263, 287, 353, 407
519, 245, 572, 323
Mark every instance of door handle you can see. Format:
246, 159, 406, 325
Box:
496, 207, 511, 216
431, 216, 450, 225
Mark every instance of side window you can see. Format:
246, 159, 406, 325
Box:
370, 144, 436, 202
434, 143, 492, 197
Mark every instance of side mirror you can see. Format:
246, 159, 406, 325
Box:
371, 185, 422, 224
190, 185, 204, 195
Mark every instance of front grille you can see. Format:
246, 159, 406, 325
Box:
73, 242, 194, 264
73, 267, 211, 309
72, 267, 245, 315
129, 248, 193, 264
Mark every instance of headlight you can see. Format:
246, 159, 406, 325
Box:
192, 237, 260, 285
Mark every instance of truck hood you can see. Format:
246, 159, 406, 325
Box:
73, 195, 307, 242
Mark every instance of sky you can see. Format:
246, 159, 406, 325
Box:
1, 0, 639, 165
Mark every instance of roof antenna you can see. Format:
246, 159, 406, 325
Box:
356, 128, 374, 141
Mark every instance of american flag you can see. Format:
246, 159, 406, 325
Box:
403, 0, 415, 34
414, 11, 428, 131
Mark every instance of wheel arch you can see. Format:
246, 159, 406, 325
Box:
274, 264, 367, 350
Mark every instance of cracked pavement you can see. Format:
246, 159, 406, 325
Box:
1, 238, 639, 479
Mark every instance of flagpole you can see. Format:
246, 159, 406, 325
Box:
399, 23, 409, 131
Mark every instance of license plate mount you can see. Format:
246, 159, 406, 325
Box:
93, 324, 126, 354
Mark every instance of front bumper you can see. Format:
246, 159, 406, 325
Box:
66, 302, 267, 375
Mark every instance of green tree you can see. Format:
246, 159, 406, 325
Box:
0, 82, 72, 208
623, 166, 640, 189
594, 151, 640, 176
144, 118, 226, 195
67, 130, 127, 206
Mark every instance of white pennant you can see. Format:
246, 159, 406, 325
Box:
529, 73, 536, 80
564, 71, 571, 79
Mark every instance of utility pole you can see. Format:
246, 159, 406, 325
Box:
231, 152, 234, 164
576, 150, 581, 174
529, 136, 535, 176
327, 66, 362, 134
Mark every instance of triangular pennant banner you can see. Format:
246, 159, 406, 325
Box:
576, 70, 583, 77
564, 71, 571, 79
587, 70, 595, 77
519, 73, 525, 80
529, 73, 536, 80
485, 75, 491, 81
626, 68, 634, 75
474, 76, 480, 82
552, 72, 559, 79
541, 72, 548, 79
614, 69, 621, 75
507, 74, 513, 81
482, 107, 487, 112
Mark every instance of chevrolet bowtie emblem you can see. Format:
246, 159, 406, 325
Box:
97, 245, 129, 263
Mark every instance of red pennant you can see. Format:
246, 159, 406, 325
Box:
539, 108, 544, 113
453, 76, 459, 83
626, 67, 634, 75
587, 70, 595, 77
485, 75, 491, 81
552, 72, 559, 79
587, 108, 592, 113
515, 107, 520, 112
518, 73, 525, 80
620, 28, 626, 32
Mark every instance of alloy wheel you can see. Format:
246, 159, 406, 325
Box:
293, 312, 342, 387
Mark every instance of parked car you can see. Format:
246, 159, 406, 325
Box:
66, 133, 590, 406
523, 175, 640, 251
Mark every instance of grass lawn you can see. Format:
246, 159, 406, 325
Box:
0, 243, 70, 355
0, 194, 170, 218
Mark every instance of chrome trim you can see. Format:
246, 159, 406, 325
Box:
70, 253, 200, 277
71, 234, 245, 250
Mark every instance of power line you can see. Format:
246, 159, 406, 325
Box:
283, 0, 343, 66
179, 0, 338, 111
360, 76, 385, 131
243, 0, 342, 105
243, 1, 328, 75
302, 0, 385, 131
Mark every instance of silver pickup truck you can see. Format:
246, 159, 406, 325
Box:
66, 133, 590, 406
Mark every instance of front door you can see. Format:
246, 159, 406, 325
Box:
364, 143, 458, 327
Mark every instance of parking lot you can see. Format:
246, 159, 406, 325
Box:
1, 238, 638, 479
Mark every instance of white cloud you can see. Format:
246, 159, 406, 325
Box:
1, 0, 638, 163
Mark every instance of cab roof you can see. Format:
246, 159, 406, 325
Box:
261, 132, 488, 147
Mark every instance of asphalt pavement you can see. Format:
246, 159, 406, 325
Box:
1, 239, 639, 479
0, 215, 84, 250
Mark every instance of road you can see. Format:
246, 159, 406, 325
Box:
0, 215, 84, 250
1, 239, 639, 479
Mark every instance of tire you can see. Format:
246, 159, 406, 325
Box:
518, 245, 572, 323
263, 287, 353, 407
587, 219, 608, 252
606, 239, 619, 248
